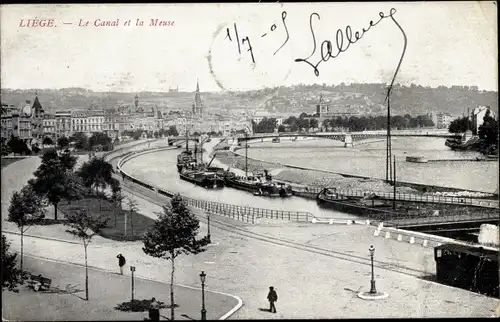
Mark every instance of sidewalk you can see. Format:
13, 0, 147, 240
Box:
2, 255, 240, 321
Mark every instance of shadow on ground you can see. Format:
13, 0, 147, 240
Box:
115, 299, 178, 312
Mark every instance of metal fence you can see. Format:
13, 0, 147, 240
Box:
117, 149, 315, 224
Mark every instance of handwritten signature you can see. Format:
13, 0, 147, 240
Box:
295, 8, 407, 100
222, 8, 407, 99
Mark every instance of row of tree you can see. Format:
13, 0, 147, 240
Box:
122, 126, 180, 140
2, 147, 208, 320
251, 113, 435, 134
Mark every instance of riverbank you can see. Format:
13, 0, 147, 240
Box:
211, 140, 495, 198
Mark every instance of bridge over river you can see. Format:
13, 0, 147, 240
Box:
237, 130, 460, 146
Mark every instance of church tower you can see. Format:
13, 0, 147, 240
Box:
192, 79, 203, 117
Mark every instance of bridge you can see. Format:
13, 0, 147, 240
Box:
386, 213, 499, 233
237, 131, 460, 145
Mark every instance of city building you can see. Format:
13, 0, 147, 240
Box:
54, 110, 72, 139
42, 113, 56, 140
433, 112, 454, 129
1, 101, 33, 144
31, 96, 45, 141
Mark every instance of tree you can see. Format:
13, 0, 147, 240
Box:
126, 198, 139, 236
42, 136, 53, 146
30, 150, 84, 220
448, 117, 469, 133
110, 178, 123, 226
1, 235, 21, 292
7, 136, 28, 156
277, 124, 286, 133
77, 157, 114, 196
57, 136, 70, 150
31, 143, 41, 154
309, 118, 319, 129
7, 185, 45, 274
70, 132, 88, 151
65, 209, 109, 301
478, 109, 499, 153
167, 126, 179, 137
142, 194, 208, 321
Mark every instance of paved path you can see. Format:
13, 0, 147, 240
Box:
2, 255, 239, 321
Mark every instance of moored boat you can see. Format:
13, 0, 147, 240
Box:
179, 169, 224, 189
316, 188, 398, 218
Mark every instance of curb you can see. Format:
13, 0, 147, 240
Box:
2, 230, 81, 245
310, 218, 370, 225
371, 224, 499, 251
22, 253, 243, 320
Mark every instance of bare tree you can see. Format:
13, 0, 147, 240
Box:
64, 209, 108, 300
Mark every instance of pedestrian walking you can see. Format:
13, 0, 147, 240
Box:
267, 286, 278, 313
149, 297, 160, 321
117, 253, 126, 275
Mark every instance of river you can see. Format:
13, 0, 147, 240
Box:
244, 136, 497, 193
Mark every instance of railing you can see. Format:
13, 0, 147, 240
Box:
386, 211, 500, 228
301, 186, 498, 208
117, 148, 316, 224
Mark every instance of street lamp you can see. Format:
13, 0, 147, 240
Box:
369, 245, 377, 294
200, 271, 207, 320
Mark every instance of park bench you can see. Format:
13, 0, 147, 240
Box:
27, 274, 52, 292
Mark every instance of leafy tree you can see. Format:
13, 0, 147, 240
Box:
89, 132, 112, 151
7, 185, 45, 274
70, 132, 89, 151
65, 209, 109, 301
167, 126, 179, 137
309, 118, 319, 129
57, 136, 70, 150
1, 235, 21, 292
59, 149, 78, 171
42, 136, 53, 146
31, 143, 41, 154
110, 178, 123, 226
448, 117, 470, 133
478, 109, 498, 153
7, 136, 28, 156
29, 150, 84, 220
277, 124, 286, 133
77, 156, 114, 196
142, 194, 208, 321
1, 140, 12, 156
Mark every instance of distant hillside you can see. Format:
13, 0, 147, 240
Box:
1, 84, 497, 116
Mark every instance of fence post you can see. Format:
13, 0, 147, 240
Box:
288, 211, 291, 221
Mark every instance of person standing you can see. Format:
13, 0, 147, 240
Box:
117, 253, 126, 275
267, 286, 278, 313
149, 297, 160, 321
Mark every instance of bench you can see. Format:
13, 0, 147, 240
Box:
27, 274, 52, 291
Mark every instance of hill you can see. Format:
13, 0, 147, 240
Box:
1, 84, 497, 117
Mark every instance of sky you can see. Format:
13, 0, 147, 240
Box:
0, 2, 497, 92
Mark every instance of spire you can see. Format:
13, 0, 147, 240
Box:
32, 94, 44, 114
196, 78, 200, 93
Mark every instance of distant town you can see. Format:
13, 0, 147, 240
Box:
1, 82, 498, 155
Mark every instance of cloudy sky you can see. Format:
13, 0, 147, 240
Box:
1, 2, 497, 92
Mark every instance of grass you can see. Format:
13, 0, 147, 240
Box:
59, 195, 156, 241
115, 299, 176, 312
1, 157, 26, 169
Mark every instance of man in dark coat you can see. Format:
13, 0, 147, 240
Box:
117, 253, 126, 275
267, 286, 278, 313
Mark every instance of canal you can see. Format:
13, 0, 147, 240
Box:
120, 142, 356, 218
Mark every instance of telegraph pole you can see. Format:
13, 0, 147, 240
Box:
245, 132, 248, 179
386, 93, 392, 182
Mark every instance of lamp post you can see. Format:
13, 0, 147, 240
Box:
369, 245, 377, 294
207, 214, 211, 243
200, 271, 207, 320
130, 266, 136, 301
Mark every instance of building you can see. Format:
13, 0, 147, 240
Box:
42, 113, 56, 140
252, 110, 271, 124
433, 112, 454, 129
54, 110, 72, 139
31, 96, 45, 141
1, 101, 33, 144
471, 106, 496, 134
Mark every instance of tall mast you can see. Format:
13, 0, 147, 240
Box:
185, 122, 189, 152
386, 94, 392, 182
245, 132, 248, 178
